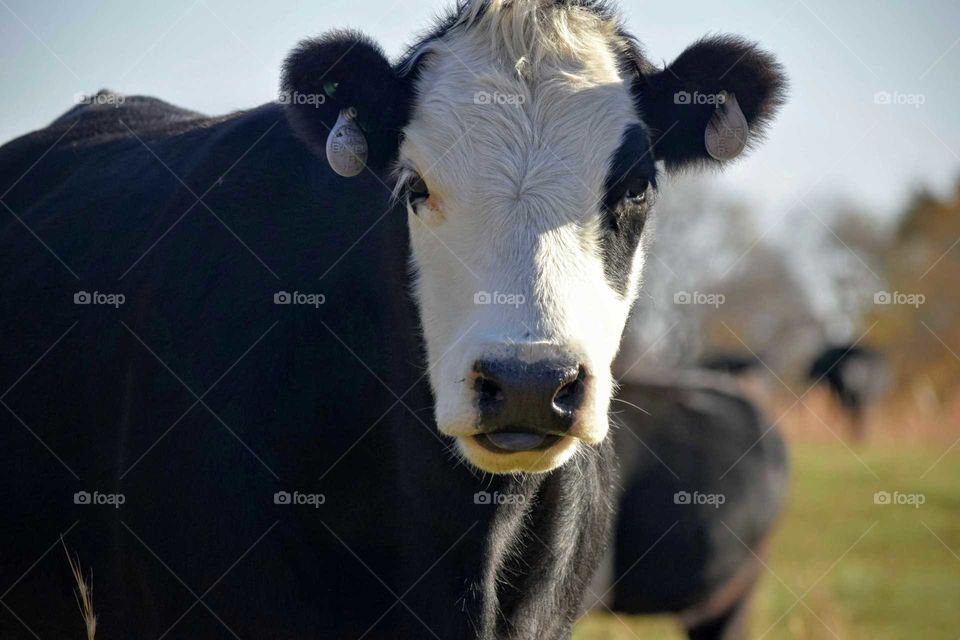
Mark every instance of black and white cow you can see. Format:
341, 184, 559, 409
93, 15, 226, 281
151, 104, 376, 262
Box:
0, 1, 786, 637
590, 376, 790, 640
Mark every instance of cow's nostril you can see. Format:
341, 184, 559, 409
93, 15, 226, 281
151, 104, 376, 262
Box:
475, 375, 503, 405
552, 366, 586, 414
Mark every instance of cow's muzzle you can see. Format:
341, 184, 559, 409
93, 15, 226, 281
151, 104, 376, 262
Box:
471, 356, 587, 452
438, 344, 603, 473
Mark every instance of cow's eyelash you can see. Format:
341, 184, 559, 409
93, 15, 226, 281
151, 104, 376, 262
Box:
391, 167, 419, 204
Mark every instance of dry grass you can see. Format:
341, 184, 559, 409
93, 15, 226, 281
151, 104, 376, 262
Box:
758, 383, 960, 447
62, 541, 97, 640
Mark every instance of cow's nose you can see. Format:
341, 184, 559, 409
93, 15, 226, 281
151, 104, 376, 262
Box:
472, 357, 587, 452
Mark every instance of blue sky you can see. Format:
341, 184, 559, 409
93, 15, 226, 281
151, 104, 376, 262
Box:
2, 0, 958, 227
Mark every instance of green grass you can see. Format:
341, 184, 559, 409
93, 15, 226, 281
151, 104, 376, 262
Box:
574, 442, 960, 639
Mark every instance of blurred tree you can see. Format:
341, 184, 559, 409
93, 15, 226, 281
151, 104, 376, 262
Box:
698, 242, 820, 377
617, 168, 960, 407
778, 199, 890, 349
871, 179, 960, 399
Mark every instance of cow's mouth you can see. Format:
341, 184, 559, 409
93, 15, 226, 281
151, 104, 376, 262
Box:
474, 431, 563, 453
454, 430, 580, 473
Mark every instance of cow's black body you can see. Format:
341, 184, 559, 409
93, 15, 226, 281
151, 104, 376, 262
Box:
591, 376, 789, 639
0, 97, 614, 639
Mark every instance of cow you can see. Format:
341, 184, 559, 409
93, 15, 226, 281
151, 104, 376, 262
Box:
587, 375, 790, 640
808, 345, 889, 441
0, 1, 786, 637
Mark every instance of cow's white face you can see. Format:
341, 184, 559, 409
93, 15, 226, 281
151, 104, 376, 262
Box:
396, 9, 652, 473
281, 0, 786, 475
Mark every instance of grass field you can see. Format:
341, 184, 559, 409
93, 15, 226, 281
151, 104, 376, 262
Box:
573, 438, 960, 639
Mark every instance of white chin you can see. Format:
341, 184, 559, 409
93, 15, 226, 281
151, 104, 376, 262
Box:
455, 435, 580, 474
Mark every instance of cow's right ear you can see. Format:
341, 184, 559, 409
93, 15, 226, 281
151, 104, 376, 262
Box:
281, 30, 408, 174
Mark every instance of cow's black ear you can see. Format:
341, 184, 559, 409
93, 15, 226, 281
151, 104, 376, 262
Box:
636, 35, 787, 171
281, 30, 407, 173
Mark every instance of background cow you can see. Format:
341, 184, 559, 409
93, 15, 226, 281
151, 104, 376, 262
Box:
588, 375, 790, 640
807, 345, 890, 440
0, 0, 785, 637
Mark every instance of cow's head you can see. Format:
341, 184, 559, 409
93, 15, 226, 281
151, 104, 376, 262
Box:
283, 1, 786, 474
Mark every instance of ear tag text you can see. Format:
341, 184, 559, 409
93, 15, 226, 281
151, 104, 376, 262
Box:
326, 107, 368, 177
705, 92, 749, 161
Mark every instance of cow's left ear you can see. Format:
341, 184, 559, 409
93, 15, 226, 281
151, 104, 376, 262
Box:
635, 35, 787, 171
281, 30, 409, 174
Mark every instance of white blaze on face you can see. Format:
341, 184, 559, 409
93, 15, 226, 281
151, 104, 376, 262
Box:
398, 3, 647, 473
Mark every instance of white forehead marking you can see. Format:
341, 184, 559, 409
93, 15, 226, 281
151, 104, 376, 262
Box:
399, 1, 639, 220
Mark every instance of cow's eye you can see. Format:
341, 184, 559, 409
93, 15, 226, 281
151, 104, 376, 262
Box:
406, 174, 429, 206
622, 178, 650, 206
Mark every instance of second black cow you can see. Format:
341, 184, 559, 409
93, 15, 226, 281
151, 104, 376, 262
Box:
590, 375, 790, 639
